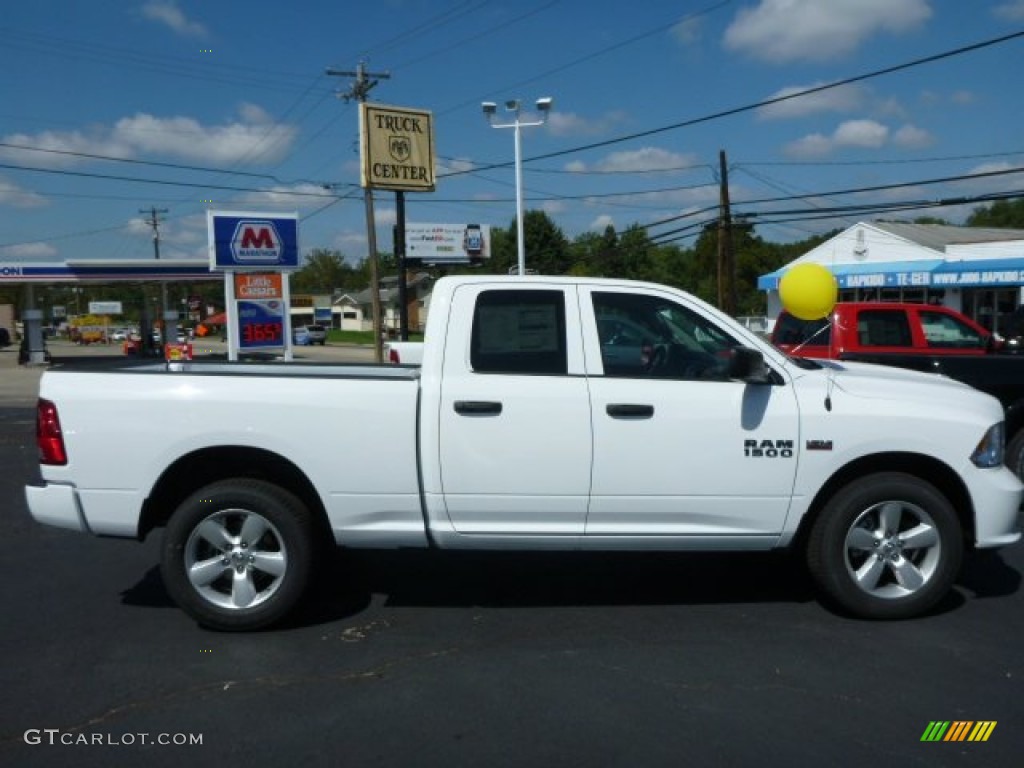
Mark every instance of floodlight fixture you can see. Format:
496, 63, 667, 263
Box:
481, 95, 556, 277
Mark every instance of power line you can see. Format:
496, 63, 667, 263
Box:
440, 28, 1024, 178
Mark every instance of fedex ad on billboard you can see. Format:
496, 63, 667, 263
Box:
405, 223, 490, 265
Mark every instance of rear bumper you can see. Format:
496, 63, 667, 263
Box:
25, 483, 90, 533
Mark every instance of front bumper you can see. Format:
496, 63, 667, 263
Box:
970, 466, 1023, 548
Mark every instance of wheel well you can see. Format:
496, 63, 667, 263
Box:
1004, 403, 1024, 446
138, 446, 331, 542
791, 452, 975, 552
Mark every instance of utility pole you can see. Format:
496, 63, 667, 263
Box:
140, 206, 171, 351
326, 62, 391, 362
717, 150, 736, 315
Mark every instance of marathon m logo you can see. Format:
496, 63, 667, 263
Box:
920, 721, 997, 742
242, 227, 274, 250
230, 220, 283, 263
743, 439, 794, 458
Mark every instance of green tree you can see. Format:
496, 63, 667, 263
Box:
292, 249, 356, 293
966, 198, 1024, 229
521, 210, 572, 274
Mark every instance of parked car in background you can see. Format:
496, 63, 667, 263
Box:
302, 324, 327, 345
771, 302, 995, 358
293, 326, 311, 346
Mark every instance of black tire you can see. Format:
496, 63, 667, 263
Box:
1005, 430, 1024, 482
161, 479, 316, 631
807, 472, 962, 619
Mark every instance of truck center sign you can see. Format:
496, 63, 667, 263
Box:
359, 104, 435, 192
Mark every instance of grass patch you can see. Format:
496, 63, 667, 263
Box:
326, 330, 424, 345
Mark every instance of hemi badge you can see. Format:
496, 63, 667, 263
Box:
806, 440, 833, 451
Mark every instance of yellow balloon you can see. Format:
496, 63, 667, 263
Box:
779, 263, 838, 320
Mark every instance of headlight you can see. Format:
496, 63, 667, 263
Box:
971, 422, 1005, 468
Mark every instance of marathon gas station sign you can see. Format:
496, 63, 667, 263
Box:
207, 211, 300, 270
207, 211, 300, 360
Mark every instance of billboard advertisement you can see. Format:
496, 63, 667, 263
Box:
405, 223, 490, 265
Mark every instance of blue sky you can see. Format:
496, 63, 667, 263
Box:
1, 0, 1023, 266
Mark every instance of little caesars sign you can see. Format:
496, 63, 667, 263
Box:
359, 103, 435, 192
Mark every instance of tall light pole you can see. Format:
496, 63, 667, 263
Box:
482, 97, 553, 276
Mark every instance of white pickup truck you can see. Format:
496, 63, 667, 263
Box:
27, 276, 1022, 630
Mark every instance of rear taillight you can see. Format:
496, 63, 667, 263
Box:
37, 398, 67, 465
389, 347, 400, 364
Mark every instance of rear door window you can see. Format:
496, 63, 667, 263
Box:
470, 290, 567, 375
856, 310, 913, 347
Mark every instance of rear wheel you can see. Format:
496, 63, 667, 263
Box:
161, 479, 315, 631
807, 473, 962, 619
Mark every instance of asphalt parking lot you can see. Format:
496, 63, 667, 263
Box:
1, 341, 1022, 767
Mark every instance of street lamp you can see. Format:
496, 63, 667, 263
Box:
482, 97, 553, 276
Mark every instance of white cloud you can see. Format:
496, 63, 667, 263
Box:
546, 111, 628, 138
437, 157, 475, 175
0, 177, 47, 208
892, 124, 933, 149
375, 207, 396, 227
784, 133, 833, 158
724, 0, 931, 62
238, 103, 273, 124
670, 18, 701, 45
0, 242, 58, 258
332, 231, 368, 262
0, 107, 298, 168
994, 1, 1024, 21
590, 215, 615, 231
0, 130, 133, 167
141, 1, 208, 38
113, 111, 296, 164
757, 83, 867, 120
126, 218, 154, 237
782, 118, 928, 157
874, 98, 908, 120
950, 90, 975, 105
570, 147, 700, 173
833, 119, 889, 148
239, 183, 334, 209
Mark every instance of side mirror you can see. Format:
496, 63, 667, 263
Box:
727, 347, 773, 384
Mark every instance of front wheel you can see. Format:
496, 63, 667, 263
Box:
807, 473, 963, 619
161, 479, 316, 631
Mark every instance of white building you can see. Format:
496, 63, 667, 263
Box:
758, 222, 1024, 333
